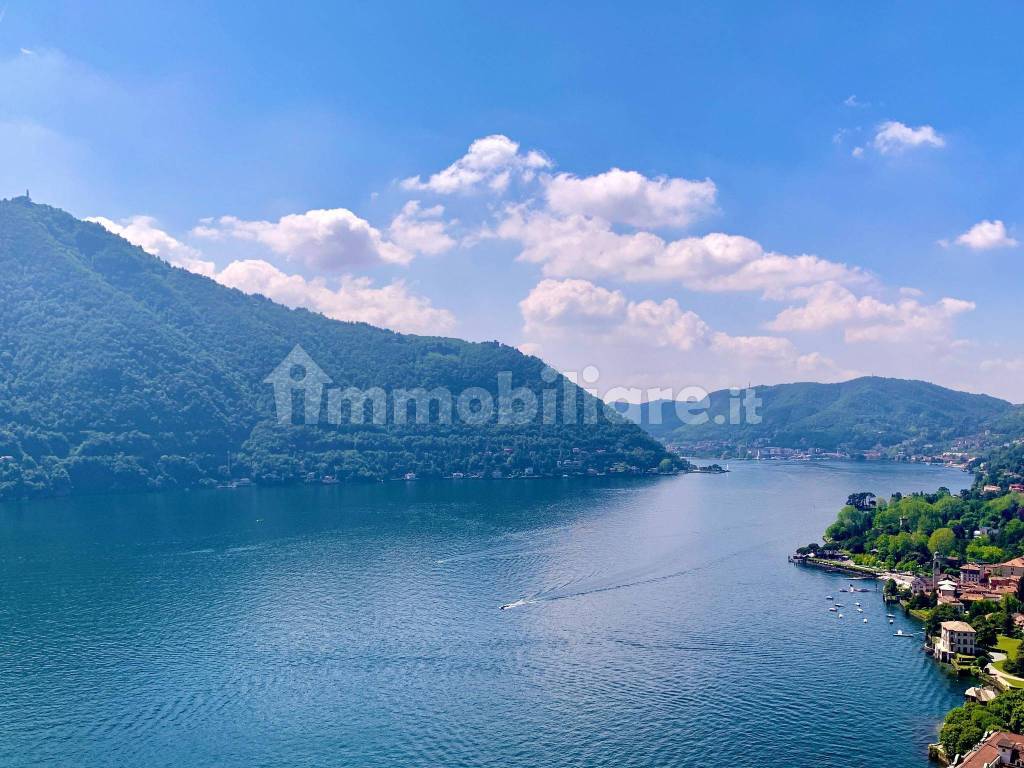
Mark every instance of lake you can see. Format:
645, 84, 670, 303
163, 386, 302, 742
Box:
0, 460, 970, 767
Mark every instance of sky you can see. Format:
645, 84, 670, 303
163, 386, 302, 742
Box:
2, 2, 1024, 401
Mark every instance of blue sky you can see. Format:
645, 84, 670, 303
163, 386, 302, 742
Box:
3, 2, 1024, 400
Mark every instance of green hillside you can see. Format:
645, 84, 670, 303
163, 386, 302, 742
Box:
633, 377, 1019, 453
0, 197, 678, 499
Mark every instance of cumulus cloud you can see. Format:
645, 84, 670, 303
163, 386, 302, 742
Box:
89, 212, 454, 335
215, 259, 455, 334
192, 208, 412, 271
953, 219, 1018, 251
86, 214, 216, 276
872, 120, 945, 155
497, 208, 865, 294
768, 282, 974, 343
519, 278, 795, 359
544, 168, 717, 228
387, 200, 456, 256
708, 332, 797, 359
401, 134, 550, 194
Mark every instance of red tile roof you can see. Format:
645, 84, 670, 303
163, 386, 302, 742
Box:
959, 731, 1024, 768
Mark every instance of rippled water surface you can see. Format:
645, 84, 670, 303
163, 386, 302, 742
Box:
0, 461, 971, 767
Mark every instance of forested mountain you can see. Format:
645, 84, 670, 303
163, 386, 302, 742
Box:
631, 377, 1021, 454
0, 197, 678, 499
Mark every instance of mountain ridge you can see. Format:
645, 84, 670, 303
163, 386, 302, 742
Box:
630, 376, 1022, 455
0, 197, 678, 499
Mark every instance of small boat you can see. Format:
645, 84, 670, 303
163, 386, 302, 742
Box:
826, 596, 834, 600
894, 629, 914, 637
886, 613, 896, 619
834, 603, 844, 608
857, 608, 864, 613
829, 607, 837, 612
889, 619, 894, 624
863, 618, 868, 623
838, 614, 844, 619
855, 601, 861, 607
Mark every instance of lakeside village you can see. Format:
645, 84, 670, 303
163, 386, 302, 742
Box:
791, 476, 1024, 766
668, 440, 984, 468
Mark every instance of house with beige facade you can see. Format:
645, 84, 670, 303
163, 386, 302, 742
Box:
933, 620, 976, 663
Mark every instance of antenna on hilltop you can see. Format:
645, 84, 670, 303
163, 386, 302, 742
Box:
25, 189, 30, 201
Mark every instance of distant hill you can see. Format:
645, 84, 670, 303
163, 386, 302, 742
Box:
630, 377, 1022, 454
0, 198, 677, 499
975, 441, 1024, 491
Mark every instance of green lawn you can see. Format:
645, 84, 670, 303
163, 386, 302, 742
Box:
993, 636, 1024, 688
992, 658, 1024, 688
997, 635, 1022, 657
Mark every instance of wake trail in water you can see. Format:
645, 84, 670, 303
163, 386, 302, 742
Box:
499, 528, 801, 610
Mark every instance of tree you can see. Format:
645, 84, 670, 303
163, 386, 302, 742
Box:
928, 604, 965, 637
967, 540, 1007, 563
846, 492, 877, 511
941, 704, 999, 760
826, 506, 873, 543
928, 527, 957, 556
973, 616, 998, 648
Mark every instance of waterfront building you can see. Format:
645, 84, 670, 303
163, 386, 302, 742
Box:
965, 686, 999, 705
956, 730, 1024, 767
933, 620, 976, 663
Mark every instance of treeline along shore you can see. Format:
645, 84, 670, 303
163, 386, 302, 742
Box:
794, 443, 1024, 765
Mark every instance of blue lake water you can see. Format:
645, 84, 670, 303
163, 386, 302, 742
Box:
0, 460, 970, 767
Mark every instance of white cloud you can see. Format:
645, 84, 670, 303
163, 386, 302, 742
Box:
497, 208, 865, 294
88, 212, 454, 335
794, 351, 847, 374
980, 358, 1024, 374
872, 120, 945, 155
768, 282, 974, 343
401, 134, 550, 194
520, 278, 628, 332
520, 278, 795, 358
625, 298, 712, 351
215, 259, 455, 335
544, 168, 717, 228
843, 95, 868, 108
387, 200, 456, 256
709, 332, 797, 359
192, 208, 412, 271
953, 219, 1018, 251
85, 214, 216, 276
517, 342, 544, 357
